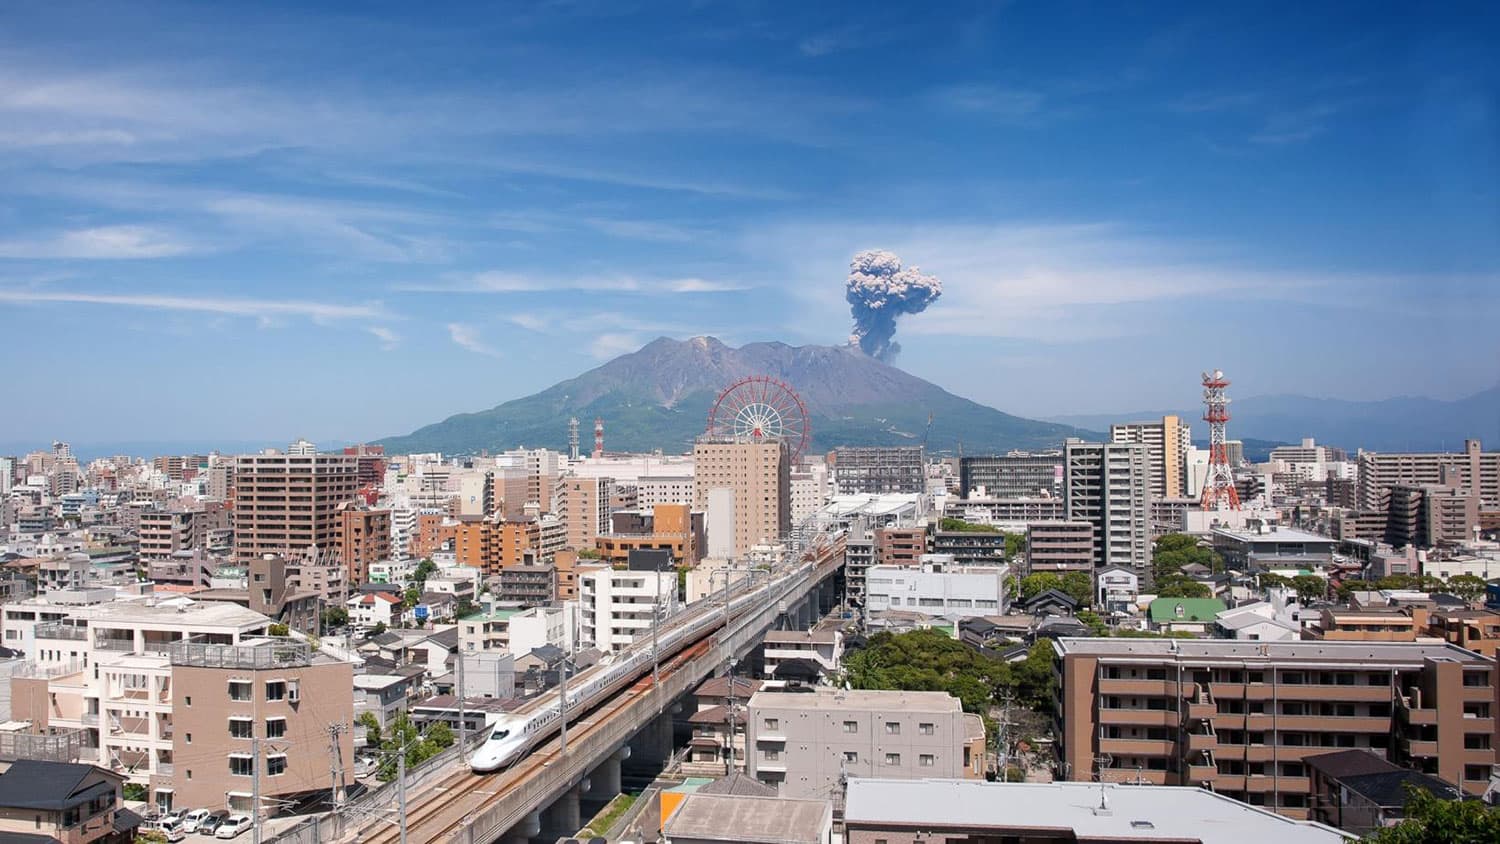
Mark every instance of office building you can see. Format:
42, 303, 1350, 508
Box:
579, 567, 677, 654
335, 504, 391, 583
693, 439, 791, 557
745, 687, 985, 798
169, 637, 354, 816
865, 557, 1008, 620
232, 441, 359, 565
1052, 638, 1499, 817
843, 779, 1347, 844
1210, 524, 1337, 572
1112, 415, 1191, 500
830, 447, 925, 496
1358, 439, 1500, 512
1063, 440, 1152, 577
957, 454, 1062, 499
1025, 521, 1094, 575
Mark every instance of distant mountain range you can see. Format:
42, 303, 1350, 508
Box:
378, 336, 1103, 456
1048, 384, 1500, 454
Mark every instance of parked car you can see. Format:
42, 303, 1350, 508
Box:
215, 815, 253, 839
181, 810, 213, 833
198, 812, 231, 836
156, 816, 187, 842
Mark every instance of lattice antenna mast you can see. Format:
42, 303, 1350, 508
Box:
1199, 369, 1241, 511
567, 417, 580, 462
593, 418, 604, 459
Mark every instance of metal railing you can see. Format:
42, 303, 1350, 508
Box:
170, 638, 311, 669
0, 729, 86, 763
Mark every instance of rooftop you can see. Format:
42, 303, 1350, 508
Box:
662, 793, 829, 843
844, 779, 1346, 844
1212, 525, 1337, 545
69, 598, 270, 628
1148, 598, 1227, 622
763, 629, 839, 644
748, 686, 961, 713
1054, 637, 1488, 664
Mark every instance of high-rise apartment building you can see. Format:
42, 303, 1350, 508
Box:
579, 567, 677, 653
1111, 415, 1190, 500
1063, 440, 1152, 577
1025, 521, 1094, 574
334, 504, 392, 583
830, 447, 925, 496
137, 508, 200, 563
693, 439, 791, 557
232, 441, 359, 565
1053, 638, 1499, 817
554, 476, 611, 551
958, 454, 1063, 499
1358, 439, 1500, 512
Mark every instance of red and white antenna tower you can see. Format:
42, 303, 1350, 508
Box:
1199, 369, 1241, 511
592, 417, 604, 459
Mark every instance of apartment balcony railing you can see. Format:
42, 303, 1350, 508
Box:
34, 623, 89, 641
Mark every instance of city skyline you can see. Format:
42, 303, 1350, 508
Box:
1, 1, 1496, 445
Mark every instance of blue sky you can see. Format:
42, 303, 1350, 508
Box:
1, 0, 1496, 448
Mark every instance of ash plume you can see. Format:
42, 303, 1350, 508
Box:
845, 249, 942, 362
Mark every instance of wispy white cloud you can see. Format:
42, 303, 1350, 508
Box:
446, 322, 500, 357
588, 332, 646, 359
366, 325, 400, 350
0, 288, 388, 320
397, 270, 747, 295
929, 84, 1047, 122
0, 225, 194, 259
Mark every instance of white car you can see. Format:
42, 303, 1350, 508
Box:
180, 810, 213, 834
214, 815, 253, 839
156, 817, 186, 842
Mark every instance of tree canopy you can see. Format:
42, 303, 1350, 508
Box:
372, 710, 456, 781
842, 629, 1057, 714
1019, 571, 1091, 606
939, 517, 1000, 534
1152, 533, 1224, 581
1364, 785, 1500, 843
1445, 574, 1487, 602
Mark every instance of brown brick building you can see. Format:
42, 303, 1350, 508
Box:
1053, 638, 1497, 818
334, 504, 391, 583
232, 442, 359, 565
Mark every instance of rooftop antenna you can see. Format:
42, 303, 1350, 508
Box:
568, 418, 580, 462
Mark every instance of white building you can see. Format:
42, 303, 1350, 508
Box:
762, 629, 843, 685
864, 556, 1008, 620
347, 592, 406, 628
684, 558, 753, 605
1095, 566, 1140, 615
637, 475, 695, 508
579, 568, 678, 654
506, 603, 578, 657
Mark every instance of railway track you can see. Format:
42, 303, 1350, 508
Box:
354, 639, 713, 844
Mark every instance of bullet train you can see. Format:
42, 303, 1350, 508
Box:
469, 557, 812, 773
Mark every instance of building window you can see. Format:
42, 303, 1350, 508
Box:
920, 754, 935, 767
843, 721, 858, 734
884, 753, 900, 766
227, 682, 251, 701
764, 718, 778, 731
885, 722, 901, 735
266, 681, 286, 701
267, 755, 288, 776
185, 733, 192, 744
843, 751, 858, 763
185, 696, 191, 706
229, 755, 254, 777
228, 718, 253, 739
266, 718, 287, 739
919, 722, 935, 735
764, 749, 780, 761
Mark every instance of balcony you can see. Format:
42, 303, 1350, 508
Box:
1246, 713, 1275, 731
1401, 737, 1439, 758
1245, 774, 1276, 793
34, 623, 88, 641
1212, 773, 1246, 791
1187, 764, 1218, 781
1099, 738, 1175, 757
1276, 715, 1390, 733
1187, 701, 1216, 720
1100, 769, 1169, 785
1099, 709, 1178, 728
1187, 732, 1217, 752
1100, 678, 1179, 697
755, 733, 787, 744
157, 762, 174, 777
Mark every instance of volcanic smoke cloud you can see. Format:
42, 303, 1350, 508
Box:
845, 249, 943, 362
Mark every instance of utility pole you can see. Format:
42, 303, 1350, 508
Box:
251, 731, 261, 844
397, 748, 407, 844
327, 722, 348, 814
559, 644, 569, 754
456, 646, 466, 760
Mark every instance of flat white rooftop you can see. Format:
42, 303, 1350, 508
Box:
748, 687, 960, 713
844, 779, 1347, 844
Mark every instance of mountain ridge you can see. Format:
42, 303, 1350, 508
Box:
377, 336, 1102, 455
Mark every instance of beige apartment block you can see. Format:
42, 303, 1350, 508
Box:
745, 688, 985, 799
1111, 415, 1190, 500
233, 444, 359, 565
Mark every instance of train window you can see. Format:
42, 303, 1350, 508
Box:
492, 728, 509, 740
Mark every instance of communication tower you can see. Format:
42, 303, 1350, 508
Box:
568, 417, 580, 461
593, 417, 604, 459
1199, 369, 1241, 511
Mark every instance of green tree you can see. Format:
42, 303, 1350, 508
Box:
1076, 609, 1109, 636
403, 586, 422, 609
1003, 533, 1026, 559
1151, 533, 1224, 579
1335, 578, 1370, 601
371, 621, 387, 636
1012, 641, 1056, 709
454, 598, 477, 620
1445, 574, 1487, 603
357, 712, 382, 748
1290, 575, 1328, 602
1155, 575, 1212, 599
412, 558, 438, 590
1059, 571, 1093, 607
321, 606, 349, 633
1364, 784, 1500, 843
843, 629, 1012, 715
1020, 572, 1062, 602
1258, 572, 1292, 589
267, 622, 290, 637
939, 517, 999, 533
576, 548, 602, 559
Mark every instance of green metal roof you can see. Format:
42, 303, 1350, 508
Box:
1148, 598, 1226, 623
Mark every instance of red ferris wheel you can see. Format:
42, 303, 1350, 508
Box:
706, 376, 811, 463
